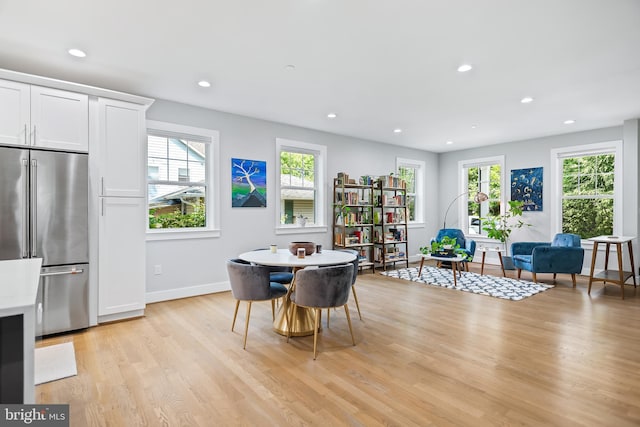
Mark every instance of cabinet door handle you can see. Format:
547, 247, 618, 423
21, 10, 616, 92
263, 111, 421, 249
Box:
32, 125, 37, 146
101, 198, 105, 216
24, 124, 28, 145
37, 302, 43, 325
101, 177, 105, 196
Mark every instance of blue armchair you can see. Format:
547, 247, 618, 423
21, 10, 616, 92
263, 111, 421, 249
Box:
511, 233, 584, 286
431, 228, 477, 271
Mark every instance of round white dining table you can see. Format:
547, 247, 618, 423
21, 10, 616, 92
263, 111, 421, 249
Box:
238, 248, 356, 336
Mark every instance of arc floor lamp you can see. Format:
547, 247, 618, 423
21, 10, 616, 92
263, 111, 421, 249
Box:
442, 191, 489, 229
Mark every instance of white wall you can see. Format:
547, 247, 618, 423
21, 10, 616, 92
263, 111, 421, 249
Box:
438, 124, 640, 274
145, 99, 438, 301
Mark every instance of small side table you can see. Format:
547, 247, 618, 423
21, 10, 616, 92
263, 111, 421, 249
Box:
587, 235, 637, 299
476, 247, 506, 277
419, 254, 466, 287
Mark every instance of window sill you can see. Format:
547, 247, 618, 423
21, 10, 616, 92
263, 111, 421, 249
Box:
275, 225, 328, 235
407, 222, 425, 229
146, 228, 221, 241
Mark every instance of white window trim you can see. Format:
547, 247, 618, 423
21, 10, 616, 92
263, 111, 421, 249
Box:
396, 157, 425, 227
275, 137, 327, 235
550, 140, 622, 243
145, 120, 221, 241
458, 155, 505, 236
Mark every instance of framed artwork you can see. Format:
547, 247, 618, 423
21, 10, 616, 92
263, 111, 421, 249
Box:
511, 167, 543, 211
231, 158, 267, 207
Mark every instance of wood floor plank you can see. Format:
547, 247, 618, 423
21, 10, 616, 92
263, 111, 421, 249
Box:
36, 262, 640, 426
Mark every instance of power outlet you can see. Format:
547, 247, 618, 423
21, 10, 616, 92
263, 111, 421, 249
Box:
154, 265, 162, 275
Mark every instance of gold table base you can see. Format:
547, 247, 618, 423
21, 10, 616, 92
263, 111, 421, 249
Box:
273, 298, 318, 337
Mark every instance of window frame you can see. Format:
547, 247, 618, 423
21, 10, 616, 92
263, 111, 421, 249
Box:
275, 137, 327, 235
458, 155, 505, 238
146, 120, 220, 241
396, 157, 425, 227
550, 141, 622, 240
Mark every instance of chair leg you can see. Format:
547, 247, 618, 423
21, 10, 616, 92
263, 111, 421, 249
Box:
313, 308, 320, 360
271, 299, 275, 321
326, 308, 330, 328
532, 272, 537, 283
352, 285, 362, 320
517, 269, 522, 279
231, 300, 240, 331
572, 274, 576, 288
553, 273, 557, 282
344, 305, 356, 346
243, 301, 252, 350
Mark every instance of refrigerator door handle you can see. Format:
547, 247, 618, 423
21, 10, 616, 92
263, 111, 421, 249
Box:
22, 158, 29, 258
40, 268, 84, 277
30, 159, 37, 257
37, 302, 43, 325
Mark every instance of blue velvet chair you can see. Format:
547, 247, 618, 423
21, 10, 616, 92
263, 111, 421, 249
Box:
511, 233, 584, 286
431, 228, 477, 271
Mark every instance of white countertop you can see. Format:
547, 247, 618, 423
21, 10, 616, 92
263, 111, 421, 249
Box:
0, 258, 42, 317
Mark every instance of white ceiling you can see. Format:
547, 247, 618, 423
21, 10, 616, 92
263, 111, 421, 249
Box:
1, 0, 639, 153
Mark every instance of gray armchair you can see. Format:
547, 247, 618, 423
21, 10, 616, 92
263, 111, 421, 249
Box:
511, 233, 584, 286
287, 263, 356, 360
226, 258, 288, 349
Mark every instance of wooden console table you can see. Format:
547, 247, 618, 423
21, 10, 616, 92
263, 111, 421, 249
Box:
587, 235, 637, 299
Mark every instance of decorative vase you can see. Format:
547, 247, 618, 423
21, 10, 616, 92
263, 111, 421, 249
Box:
288, 241, 316, 256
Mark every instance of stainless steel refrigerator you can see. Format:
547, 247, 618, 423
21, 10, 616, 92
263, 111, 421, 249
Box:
0, 146, 89, 336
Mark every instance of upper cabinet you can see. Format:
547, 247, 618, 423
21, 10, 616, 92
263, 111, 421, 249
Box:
0, 79, 88, 152
97, 98, 146, 197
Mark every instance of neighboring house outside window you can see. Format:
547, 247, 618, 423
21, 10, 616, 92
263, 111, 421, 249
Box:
458, 156, 504, 235
551, 141, 622, 239
146, 121, 220, 238
276, 138, 327, 233
396, 158, 425, 224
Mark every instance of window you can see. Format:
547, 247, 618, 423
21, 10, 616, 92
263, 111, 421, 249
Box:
276, 138, 327, 233
551, 141, 622, 239
458, 156, 504, 235
146, 121, 220, 238
396, 158, 425, 224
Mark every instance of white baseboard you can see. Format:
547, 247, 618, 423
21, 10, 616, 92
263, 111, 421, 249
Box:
98, 309, 145, 324
145, 281, 231, 304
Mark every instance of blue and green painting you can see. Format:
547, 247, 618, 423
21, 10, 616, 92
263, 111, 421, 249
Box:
232, 158, 267, 207
511, 167, 543, 211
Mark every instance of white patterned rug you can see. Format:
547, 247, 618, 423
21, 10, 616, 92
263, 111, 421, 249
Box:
380, 266, 553, 301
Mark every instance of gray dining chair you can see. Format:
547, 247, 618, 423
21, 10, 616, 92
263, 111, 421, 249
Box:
287, 263, 356, 360
327, 249, 361, 326
226, 258, 288, 349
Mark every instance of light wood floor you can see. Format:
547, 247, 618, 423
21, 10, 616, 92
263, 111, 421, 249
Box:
37, 262, 640, 426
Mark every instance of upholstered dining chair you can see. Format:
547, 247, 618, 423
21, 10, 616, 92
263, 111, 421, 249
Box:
253, 248, 294, 285
287, 263, 356, 360
226, 258, 288, 349
431, 228, 477, 271
327, 249, 361, 324
511, 233, 584, 286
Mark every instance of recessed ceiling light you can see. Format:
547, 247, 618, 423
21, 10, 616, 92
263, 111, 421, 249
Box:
446, 140, 453, 145
457, 64, 473, 72
68, 48, 86, 58
520, 96, 534, 104
327, 112, 337, 119
197, 80, 211, 88
564, 119, 576, 124
393, 128, 402, 134
285, 64, 296, 71
471, 125, 477, 129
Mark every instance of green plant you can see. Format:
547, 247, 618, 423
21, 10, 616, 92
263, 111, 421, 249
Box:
148, 201, 206, 229
420, 236, 470, 260
481, 200, 530, 255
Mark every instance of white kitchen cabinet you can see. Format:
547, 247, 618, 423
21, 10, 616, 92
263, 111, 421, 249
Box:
98, 98, 146, 197
98, 197, 146, 320
0, 79, 88, 151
